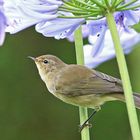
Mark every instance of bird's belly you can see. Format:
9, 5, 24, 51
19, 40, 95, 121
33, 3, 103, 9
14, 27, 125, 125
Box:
53, 93, 116, 109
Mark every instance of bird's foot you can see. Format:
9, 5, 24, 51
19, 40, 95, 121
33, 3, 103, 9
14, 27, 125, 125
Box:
78, 107, 101, 132
78, 123, 92, 132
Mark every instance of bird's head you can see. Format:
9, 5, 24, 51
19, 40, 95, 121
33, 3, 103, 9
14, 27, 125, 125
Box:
28, 55, 66, 81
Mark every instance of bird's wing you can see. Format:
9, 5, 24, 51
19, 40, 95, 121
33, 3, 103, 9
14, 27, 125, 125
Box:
54, 65, 123, 97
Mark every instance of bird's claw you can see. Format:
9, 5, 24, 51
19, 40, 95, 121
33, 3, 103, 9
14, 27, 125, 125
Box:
78, 123, 92, 132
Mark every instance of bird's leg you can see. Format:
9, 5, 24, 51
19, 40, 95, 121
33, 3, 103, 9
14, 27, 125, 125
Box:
79, 110, 96, 132
79, 107, 101, 132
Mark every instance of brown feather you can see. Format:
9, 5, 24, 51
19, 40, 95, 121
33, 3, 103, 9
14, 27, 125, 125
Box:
54, 65, 123, 97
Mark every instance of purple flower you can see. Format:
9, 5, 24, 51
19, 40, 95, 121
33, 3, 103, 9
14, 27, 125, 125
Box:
36, 18, 85, 39
3, 0, 140, 68
4, 0, 62, 34
34, 0, 140, 39
3, 0, 140, 69
87, 10, 140, 56
81, 10, 140, 68
84, 29, 140, 68
4, 0, 85, 38
4, 0, 140, 40
67, 10, 140, 68
0, 0, 6, 46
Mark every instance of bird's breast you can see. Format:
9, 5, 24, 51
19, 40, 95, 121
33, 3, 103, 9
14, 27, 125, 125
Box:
53, 92, 116, 109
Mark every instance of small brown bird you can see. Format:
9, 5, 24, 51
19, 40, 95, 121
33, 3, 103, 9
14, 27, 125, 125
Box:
29, 54, 140, 108
29, 54, 140, 130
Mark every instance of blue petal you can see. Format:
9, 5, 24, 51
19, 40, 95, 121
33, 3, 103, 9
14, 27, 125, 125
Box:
87, 18, 106, 35
6, 18, 45, 34
84, 29, 140, 68
90, 26, 107, 57
17, 0, 62, 6
0, 12, 6, 46
67, 25, 89, 42
17, 5, 58, 20
84, 44, 116, 68
0, 0, 3, 5
44, 0, 63, 5
4, 0, 60, 34
124, 10, 140, 26
0, 0, 6, 46
35, 18, 85, 39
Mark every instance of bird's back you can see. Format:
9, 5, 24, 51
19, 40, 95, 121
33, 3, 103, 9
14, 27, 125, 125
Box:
49, 64, 124, 108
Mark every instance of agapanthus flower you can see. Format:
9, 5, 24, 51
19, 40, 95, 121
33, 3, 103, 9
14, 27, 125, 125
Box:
4, 0, 85, 36
84, 29, 140, 68
0, 0, 7, 46
66, 7, 140, 67
66, 9, 140, 68
4, 0, 63, 33
4, 0, 140, 68
4, 0, 140, 39
36, 17, 85, 39
37, 0, 140, 39
85, 10, 140, 56
31, 0, 140, 39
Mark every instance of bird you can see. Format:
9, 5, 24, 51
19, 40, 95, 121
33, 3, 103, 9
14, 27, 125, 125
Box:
28, 54, 140, 131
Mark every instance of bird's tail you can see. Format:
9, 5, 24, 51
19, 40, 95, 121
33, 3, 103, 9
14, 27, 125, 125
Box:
110, 92, 140, 109
133, 93, 140, 109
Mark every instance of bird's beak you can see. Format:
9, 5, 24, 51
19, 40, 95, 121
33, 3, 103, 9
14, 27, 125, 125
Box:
28, 56, 36, 61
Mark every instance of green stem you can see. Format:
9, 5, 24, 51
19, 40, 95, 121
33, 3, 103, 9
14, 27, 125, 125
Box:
116, 4, 140, 11
116, 0, 137, 10
104, 0, 110, 8
74, 26, 90, 140
114, 0, 123, 8
111, 0, 118, 8
90, 0, 106, 9
106, 12, 140, 140
58, 13, 99, 19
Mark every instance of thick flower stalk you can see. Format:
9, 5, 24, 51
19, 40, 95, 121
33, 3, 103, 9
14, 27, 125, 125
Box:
74, 26, 90, 140
0, 0, 7, 46
106, 12, 140, 140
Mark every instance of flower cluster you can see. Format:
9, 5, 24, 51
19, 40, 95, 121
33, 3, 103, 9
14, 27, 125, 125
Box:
67, 8, 140, 67
0, 0, 7, 46
2, 0, 140, 67
4, 0, 140, 38
83, 10, 140, 67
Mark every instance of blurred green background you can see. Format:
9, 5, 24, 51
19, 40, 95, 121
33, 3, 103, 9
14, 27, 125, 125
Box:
0, 27, 140, 140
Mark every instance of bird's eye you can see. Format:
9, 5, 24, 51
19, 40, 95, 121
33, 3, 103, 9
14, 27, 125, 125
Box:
43, 60, 49, 64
